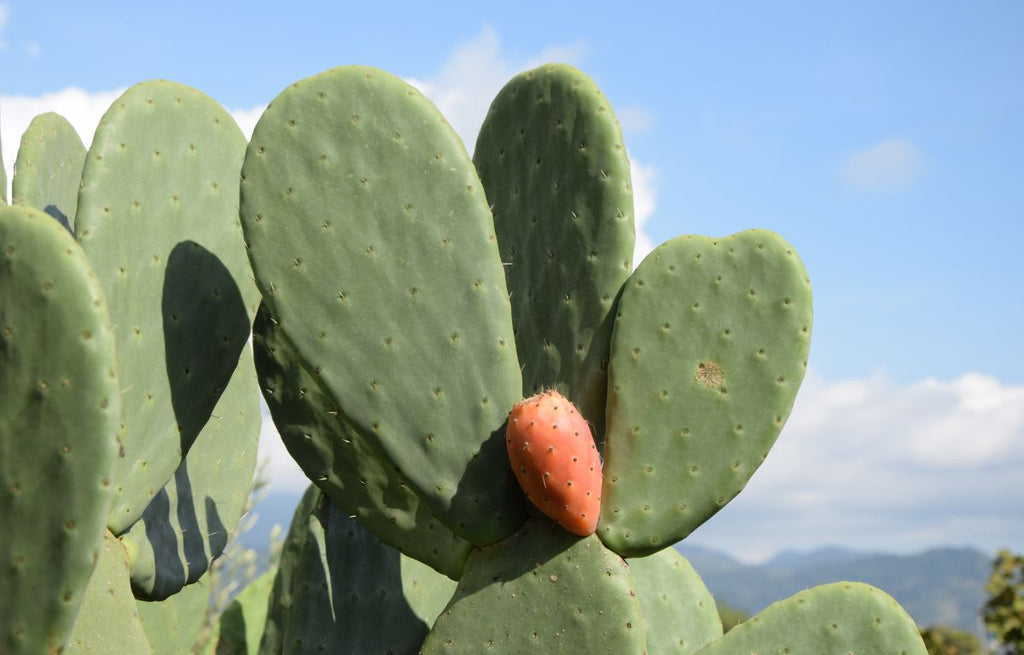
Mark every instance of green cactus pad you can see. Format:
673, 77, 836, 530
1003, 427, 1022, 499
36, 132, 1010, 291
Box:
474, 63, 635, 439
212, 569, 275, 655
253, 302, 472, 579
75, 80, 257, 534
136, 574, 212, 655
694, 582, 927, 654
12, 112, 86, 232
422, 519, 647, 654
122, 347, 261, 600
65, 531, 153, 655
258, 485, 321, 655
0, 205, 121, 655
599, 230, 812, 556
240, 65, 526, 545
627, 548, 723, 653
278, 491, 457, 654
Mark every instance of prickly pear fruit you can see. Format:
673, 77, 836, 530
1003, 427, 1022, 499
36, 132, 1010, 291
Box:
506, 390, 602, 536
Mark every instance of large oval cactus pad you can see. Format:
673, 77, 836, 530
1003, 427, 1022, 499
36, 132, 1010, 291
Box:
599, 230, 812, 556
12, 112, 86, 232
474, 63, 635, 439
0, 205, 121, 655
253, 303, 472, 579
694, 582, 926, 654
627, 548, 722, 653
75, 80, 257, 534
422, 520, 647, 654
240, 66, 525, 545
122, 347, 261, 600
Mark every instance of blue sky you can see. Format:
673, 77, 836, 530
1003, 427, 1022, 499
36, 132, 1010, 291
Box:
2, 2, 1021, 562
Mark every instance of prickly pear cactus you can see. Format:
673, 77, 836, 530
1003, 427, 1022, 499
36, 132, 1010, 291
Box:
261, 487, 457, 654
76, 79, 259, 536
473, 64, 635, 439
598, 231, 812, 556
0, 204, 121, 655
240, 65, 527, 547
241, 60, 926, 653
2, 79, 263, 652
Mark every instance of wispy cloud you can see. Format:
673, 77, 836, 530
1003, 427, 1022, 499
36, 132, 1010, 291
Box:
631, 159, 657, 264
405, 24, 588, 144
406, 25, 657, 269
257, 401, 308, 493
840, 137, 926, 192
690, 369, 1023, 562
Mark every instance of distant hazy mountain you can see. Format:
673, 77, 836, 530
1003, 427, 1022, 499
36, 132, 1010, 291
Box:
241, 493, 993, 635
677, 543, 993, 634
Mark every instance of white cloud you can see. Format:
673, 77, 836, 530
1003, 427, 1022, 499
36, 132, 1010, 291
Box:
840, 137, 926, 192
226, 104, 266, 140
630, 158, 657, 265
256, 400, 308, 494
688, 369, 1024, 563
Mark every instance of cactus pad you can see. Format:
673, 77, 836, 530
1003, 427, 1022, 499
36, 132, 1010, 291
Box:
253, 303, 472, 578
599, 230, 812, 556
136, 575, 212, 655
210, 569, 275, 655
278, 491, 457, 654
422, 519, 647, 654
259, 485, 321, 654
627, 548, 723, 653
0, 205, 121, 655
75, 79, 256, 534
694, 582, 926, 654
474, 63, 635, 437
122, 347, 261, 600
240, 65, 526, 545
12, 112, 86, 232
64, 531, 152, 654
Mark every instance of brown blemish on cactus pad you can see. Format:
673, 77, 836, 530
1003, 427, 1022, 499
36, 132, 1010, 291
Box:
696, 361, 723, 388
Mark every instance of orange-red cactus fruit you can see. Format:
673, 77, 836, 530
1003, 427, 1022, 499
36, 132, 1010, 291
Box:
505, 390, 602, 536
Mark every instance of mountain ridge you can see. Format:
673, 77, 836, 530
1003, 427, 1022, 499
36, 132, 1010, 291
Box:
677, 542, 993, 634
